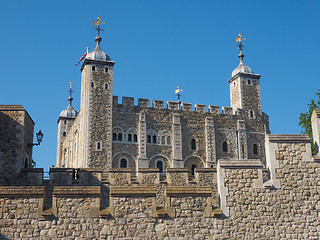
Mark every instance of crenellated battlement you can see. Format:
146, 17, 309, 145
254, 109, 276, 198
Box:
113, 96, 237, 115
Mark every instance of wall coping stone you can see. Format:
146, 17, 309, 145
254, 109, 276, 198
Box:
267, 134, 310, 142
195, 168, 217, 173
166, 186, 212, 196
110, 186, 156, 196
167, 168, 189, 173
109, 168, 132, 173
53, 186, 100, 196
50, 168, 102, 172
0, 186, 45, 197
218, 159, 263, 168
138, 168, 160, 173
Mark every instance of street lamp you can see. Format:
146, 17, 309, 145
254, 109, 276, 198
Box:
28, 130, 44, 147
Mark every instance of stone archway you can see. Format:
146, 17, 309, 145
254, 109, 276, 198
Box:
184, 156, 204, 177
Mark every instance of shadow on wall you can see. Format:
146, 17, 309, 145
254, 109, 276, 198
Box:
0, 111, 25, 185
0, 234, 10, 240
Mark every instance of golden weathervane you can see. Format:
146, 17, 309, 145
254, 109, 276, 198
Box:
93, 16, 106, 36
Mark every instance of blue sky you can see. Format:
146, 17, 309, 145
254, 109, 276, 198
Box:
1, 0, 319, 170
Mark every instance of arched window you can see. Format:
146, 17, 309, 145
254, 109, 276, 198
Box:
153, 135, 157, 144
147, 135, 151, 143
191, 164, 197, 176
133, 134, 138, 142
223, 141, 228, 152
161, 136, 165, 145
253, 144, 258, 154
118, 133, 122, 141
128, 134, 132, 142
91, 81, 94, 88
120, 158, 128, 168
250, 110, 254, 118
191, 139, 196, 150
97, 142, 101, 150
156, 160, 164, 173
92, 66, 95, 71
105, 83, 108, 90
248, 79, 251, 85
112, 133, 117, 141
105, 67, 108, 73
167, 136, 170, 145
63, 132, 66, 137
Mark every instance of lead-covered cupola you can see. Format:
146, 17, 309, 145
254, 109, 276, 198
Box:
58, 82, 78, 122
231, 51, 253, 77
86, 35, 111, 61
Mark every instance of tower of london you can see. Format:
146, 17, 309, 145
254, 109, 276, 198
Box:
1, 21, 320, 239
56, 31, 269, 178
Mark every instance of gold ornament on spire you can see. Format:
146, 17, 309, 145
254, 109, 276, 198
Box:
175, 86, 183, 102
93, 16, 106, 36
235, 33, 246, 52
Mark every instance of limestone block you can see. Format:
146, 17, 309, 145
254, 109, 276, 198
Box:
138, 98, 150, 108
167, 101, 179, 110
195, 104, 206, 113
152, 100, 164, 109
122, 97, 134, 106
166, 168, 188, 185
222, 106, 233, 115
208, 105, 219, 114
181, 102, 192, 111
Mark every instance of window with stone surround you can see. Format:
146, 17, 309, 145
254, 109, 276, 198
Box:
118, 133, 122, 141
249, 110, 255, 119
147, 129, 158, 145
113, 127, 124, 142
253, 144, 258, 154
92, 66, 95, 71
120, 158, 128, 168
191, 139, 196, 150
127, 128, 138, 143
223, 141, 228, 152
191, 164, 196, 176
105, 83, 108, 90
156, 160, 164, 173
91, 81, 94, 88
96, 141, 102, 151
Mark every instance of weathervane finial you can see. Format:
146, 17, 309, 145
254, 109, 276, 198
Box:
67, 81, 74, 106
235, 33, 246, 63
93, 16, 106, 37
175, 86, 183, 107
235, 33, 246, 53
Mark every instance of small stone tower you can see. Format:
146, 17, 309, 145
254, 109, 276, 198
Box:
228, 37, 262, 118
56, 84, 78, 167
77, 31, 115, 174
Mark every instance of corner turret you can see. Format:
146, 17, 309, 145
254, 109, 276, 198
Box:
56, 82, 78, 167
228, 33, 262, 117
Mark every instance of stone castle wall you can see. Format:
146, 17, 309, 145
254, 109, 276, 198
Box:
0, 106, 34, 185
1, 134, 320, 239
111, 96, 268, 175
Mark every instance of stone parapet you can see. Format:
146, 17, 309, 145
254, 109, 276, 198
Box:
137, 168, 160, 185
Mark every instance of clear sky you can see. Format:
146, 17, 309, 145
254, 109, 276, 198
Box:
1, 0, 319, 170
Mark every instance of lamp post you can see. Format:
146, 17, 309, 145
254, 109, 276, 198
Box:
28, 130, 44, 147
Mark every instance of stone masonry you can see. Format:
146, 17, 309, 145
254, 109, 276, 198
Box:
1, 31, 320, 239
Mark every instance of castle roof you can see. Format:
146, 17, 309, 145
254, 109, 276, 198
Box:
86, 36, 111, 61
232, 52, 253, 77
58, 87, 78, 121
